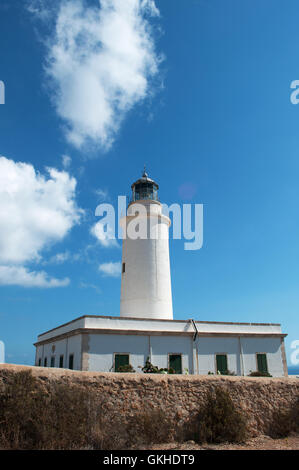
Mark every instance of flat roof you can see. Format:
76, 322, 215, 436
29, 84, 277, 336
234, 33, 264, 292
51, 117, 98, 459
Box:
37, 314, 281, 338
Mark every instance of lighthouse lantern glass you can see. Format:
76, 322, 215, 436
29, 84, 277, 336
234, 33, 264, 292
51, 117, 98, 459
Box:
132, 182, 158, 202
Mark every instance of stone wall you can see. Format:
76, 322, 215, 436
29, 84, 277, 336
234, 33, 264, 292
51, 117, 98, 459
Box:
1, 364, 298, 436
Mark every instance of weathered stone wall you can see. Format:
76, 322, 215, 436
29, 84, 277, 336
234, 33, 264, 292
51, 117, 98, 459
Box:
1, 364, 298, 436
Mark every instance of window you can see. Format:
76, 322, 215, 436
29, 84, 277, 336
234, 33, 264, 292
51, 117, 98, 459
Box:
50, 356, 55, 368
38, 358, 41, 367
44, 357, 47, 367
59, 355, 64, 368
257, 353, 268, 374
169, 354, 182, 374
122, 262, 126, 274
69, 354, 74, 370
216, 354, 228, 374
114, 353, 129, 372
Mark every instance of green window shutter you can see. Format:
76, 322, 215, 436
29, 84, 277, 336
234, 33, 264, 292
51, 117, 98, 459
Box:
257, 354, 268, 373
115, 354, 129, 372
216, 354, 228, 374
169, 354, 182, 374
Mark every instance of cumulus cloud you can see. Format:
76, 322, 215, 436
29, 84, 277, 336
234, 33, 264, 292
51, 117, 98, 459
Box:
31, 0, 162, 150
99, 261, 121, 277
0, 266, 70, 288
0, 156, 82, 287
90, 220, 119, 248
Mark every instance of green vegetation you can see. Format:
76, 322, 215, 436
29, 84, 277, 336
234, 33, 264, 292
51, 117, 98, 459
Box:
185, 388, 248, 444
219, 370, 236, 376
141, 357, 175, 374
248, 371, 272, 377
116, 364, 135, 373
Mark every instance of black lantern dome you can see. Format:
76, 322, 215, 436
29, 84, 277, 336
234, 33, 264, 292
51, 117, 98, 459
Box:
131, 168, 159, 202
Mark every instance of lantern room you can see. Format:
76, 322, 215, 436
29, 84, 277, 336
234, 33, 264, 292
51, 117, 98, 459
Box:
131, 169, 159, 202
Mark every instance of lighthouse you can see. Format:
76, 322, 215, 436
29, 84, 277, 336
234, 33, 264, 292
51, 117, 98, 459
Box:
34, 172, 288, 377
120, 170, 173, 320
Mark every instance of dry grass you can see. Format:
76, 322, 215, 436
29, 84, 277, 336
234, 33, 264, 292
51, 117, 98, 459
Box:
0, 370, 174, 450
0, 370, 297, 449
268, 396, 299, 439
183, 388, 248, 444
0, 370, 95, 449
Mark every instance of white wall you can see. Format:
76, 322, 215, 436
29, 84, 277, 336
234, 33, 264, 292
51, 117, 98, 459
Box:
88, 333, 150, 372
241, 337, 284, 377
196, 336, 284, 377
88, 333, 193, 373
150, 335, 193, 373
35, 332, 285, 377
35, 334, 82, 370
196, 337, 241, 375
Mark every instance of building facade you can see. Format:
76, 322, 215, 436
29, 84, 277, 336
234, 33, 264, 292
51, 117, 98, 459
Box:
34, 315, 288, 376
34, 171, 288, 377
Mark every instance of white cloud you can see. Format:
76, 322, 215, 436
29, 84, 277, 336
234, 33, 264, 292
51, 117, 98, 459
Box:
91, 220, 119, 248
47, 251, 71, 264
0, 266, 70, 288
41, 0, 162, 150
26, 0, 53, 21
79, 281, 101, 293
95, 188, 109, 201
62, 154, 72, 169
99, 261, 121, 277
0, 156, 82, 287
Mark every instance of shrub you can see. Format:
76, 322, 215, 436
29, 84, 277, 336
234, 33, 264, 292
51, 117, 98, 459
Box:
0, 370, 175, 450
187, 388, 248, 444
141, 357, 174, 374
41, 381, 93, 448
248, 371, 272, 377
0, 370, 256, 450
127, 408, 174, 447
88, 404, 128, 450
0, 370, 95, 450
268, 396, 299, 438
141, 357, 160, 373
220, 370, 236, 376
268, 409, 293, 438
293, 396, 299, 432
0, 370, 53, 449
117, 364, 135, 373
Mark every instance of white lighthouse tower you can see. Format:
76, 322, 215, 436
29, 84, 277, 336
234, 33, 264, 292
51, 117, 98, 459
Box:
120, 170, 173, 320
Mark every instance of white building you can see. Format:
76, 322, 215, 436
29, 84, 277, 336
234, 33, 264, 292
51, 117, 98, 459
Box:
34, 171, 288, 377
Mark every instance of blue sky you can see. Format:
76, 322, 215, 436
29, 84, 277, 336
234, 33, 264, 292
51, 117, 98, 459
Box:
0, 0, 298, 369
